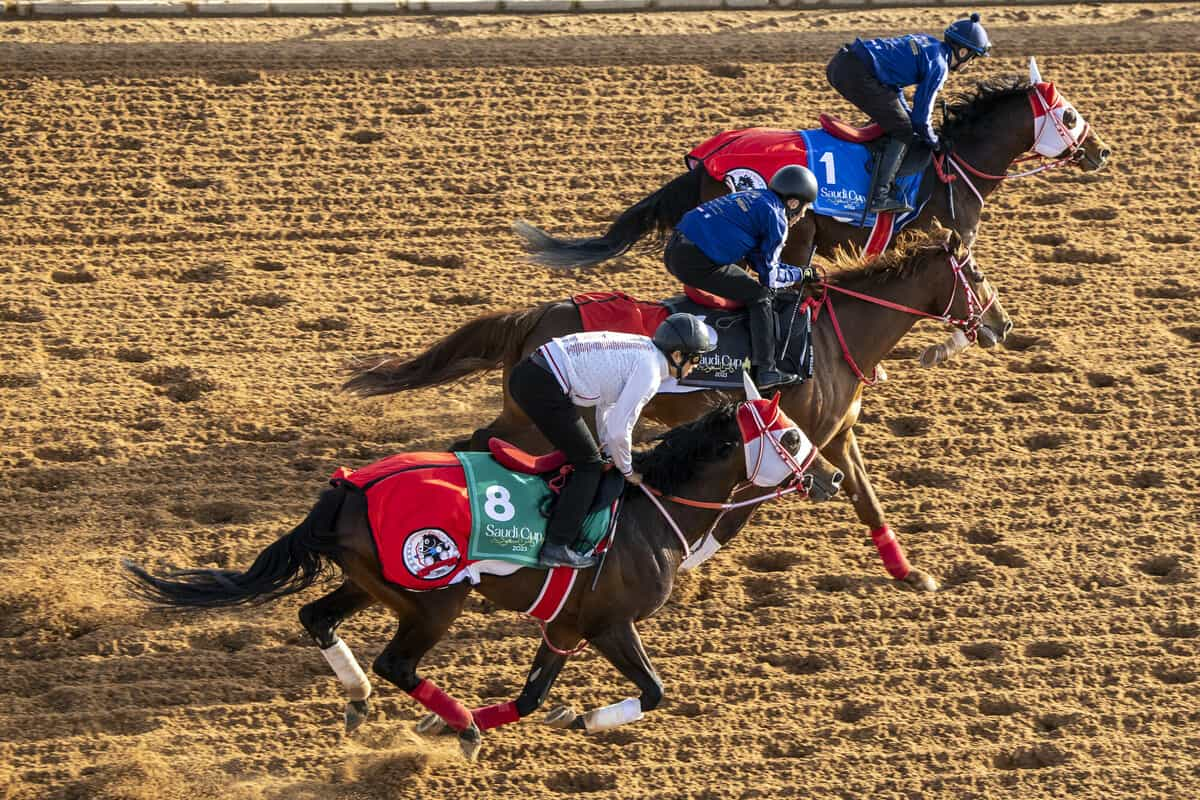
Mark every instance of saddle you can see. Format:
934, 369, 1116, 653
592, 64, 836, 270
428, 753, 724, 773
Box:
487, 438, 626, 516
820, 113, 934, 176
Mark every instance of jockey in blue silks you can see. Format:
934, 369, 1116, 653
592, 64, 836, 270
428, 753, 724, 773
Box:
825, 13, 992, 214
665, 165, 819, 390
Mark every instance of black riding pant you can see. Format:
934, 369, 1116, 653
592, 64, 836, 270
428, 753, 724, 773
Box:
664, 232, 778, 371
508, 356, 604, 548
826, 46, 914, 140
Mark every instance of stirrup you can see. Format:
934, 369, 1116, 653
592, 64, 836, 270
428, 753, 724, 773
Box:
868, 193, 914, 215
755, 369, 801, 389
538, 543, 596, 569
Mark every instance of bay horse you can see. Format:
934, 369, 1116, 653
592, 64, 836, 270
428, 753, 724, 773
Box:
344, 225, 1012, 593
513, 61, 1110, 269
125, 389, 845, 760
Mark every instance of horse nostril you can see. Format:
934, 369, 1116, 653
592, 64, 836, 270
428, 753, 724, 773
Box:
831, 471, 844, 488
1003, 320, 1014, 337
1100, 149, 1111, 161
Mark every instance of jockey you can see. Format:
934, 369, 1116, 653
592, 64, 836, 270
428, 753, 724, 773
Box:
508, 314, 716, 569
665, 165, 819, 390
825, 12, 992, 214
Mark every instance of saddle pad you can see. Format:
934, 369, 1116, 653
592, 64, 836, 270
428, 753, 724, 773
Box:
663, 294, 814, 389
574, 291, 814, 391
457, 453, 615, 568
798, 129, 923, 228
686, 127, 810, 192
335, 452, 614, 590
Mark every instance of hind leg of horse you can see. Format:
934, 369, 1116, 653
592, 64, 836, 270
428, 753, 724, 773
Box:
370, 584, 484, 758
299, 580, 377, 732
547, 620, 662, 732
823, 427, 937, 592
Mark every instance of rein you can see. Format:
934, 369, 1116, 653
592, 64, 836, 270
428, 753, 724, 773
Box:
814, 248, 993, 386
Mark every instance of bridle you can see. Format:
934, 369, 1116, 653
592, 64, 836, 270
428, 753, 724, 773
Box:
814, 244, 995, 386
639, 400, 818, 562
934, 84, 1094, 210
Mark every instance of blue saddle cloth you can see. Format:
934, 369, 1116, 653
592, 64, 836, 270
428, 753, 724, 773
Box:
799, 129, 924, 229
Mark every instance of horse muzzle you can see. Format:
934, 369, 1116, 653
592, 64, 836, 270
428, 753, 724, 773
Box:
804, 468, 844, 503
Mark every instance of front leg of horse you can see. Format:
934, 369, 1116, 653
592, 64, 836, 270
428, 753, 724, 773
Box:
547, 621, 662, 733
823, 428, 938, 592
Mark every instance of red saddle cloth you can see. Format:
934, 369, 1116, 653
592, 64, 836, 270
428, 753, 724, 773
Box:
574, 291, 670, 338
819, 114, 885, 143
685, 127, 810, 186
684, 285, 743, 309
488, 437, 566, 474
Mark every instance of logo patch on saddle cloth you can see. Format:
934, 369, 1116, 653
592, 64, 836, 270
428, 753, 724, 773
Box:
662, 293, 815, 390
401, 528, 460, 581
799, 129, 923, 228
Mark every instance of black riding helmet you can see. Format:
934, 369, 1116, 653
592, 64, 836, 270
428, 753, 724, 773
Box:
768, 165, 819, 218
653, 313, 717, 379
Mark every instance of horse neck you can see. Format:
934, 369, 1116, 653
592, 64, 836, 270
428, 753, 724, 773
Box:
638, 455, 748, 553
948, 94, 1036, 193
821, 269, 937, 375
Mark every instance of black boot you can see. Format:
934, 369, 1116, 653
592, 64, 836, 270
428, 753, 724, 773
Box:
537, 465, 603, 569
868, 137, 914, 215
748, 297, 799, 389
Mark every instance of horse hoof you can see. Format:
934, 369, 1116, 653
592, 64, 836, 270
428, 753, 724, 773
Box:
903, 569, 939, 593
458, 725, 483, 761
345, 699, 370, 734
543, 705, 578, 729
415, 712, 449, 737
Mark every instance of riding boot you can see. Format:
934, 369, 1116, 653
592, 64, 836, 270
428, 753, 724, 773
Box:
868, 137, 914, 215
538, 464, 604, 569
748, 296, 799, 390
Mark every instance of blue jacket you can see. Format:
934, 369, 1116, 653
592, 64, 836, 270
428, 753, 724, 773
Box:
852, 34, 950, 145
675, 190, 803, 289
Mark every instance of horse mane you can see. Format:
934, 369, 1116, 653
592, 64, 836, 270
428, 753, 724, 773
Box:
939, 76, 1033, 142
632, 402, 740, 495
826, 227, 949, 286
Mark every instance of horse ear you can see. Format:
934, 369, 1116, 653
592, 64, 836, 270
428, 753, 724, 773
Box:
946, 227, 963, 253
742, 370, 761, 401
1029, 56, 1042, 85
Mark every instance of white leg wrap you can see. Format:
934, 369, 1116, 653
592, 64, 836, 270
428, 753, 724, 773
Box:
582, 697, 643, 732
320, 639, 372, 701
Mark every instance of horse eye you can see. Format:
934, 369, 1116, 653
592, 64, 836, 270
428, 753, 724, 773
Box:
780, 430, 801, 451
1062, 108, 1078, 128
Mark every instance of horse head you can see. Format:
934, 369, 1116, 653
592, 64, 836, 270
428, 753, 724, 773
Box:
740, 374, 842, 501
928, 222, 1012, 349
1027, 57, 1110, 171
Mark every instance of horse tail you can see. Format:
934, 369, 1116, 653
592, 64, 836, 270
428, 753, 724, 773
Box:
123, 485, 346, 609
512, 168, 703, 269
341, 302, 556, 397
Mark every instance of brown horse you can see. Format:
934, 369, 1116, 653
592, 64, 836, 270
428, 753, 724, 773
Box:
513, 64, 1110, 269
344, 225, 1012, 592
125, 394, 845, 760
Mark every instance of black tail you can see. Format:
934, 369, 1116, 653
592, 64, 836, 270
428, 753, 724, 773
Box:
513, 168, 703, 269
341, 302, 556, 397
124, 486, 347, 609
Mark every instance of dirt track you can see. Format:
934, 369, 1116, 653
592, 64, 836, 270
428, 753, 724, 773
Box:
1, 4, 1198, 799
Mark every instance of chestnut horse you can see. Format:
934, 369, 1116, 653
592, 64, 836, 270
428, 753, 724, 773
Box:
126, 393, 844, 760
345, 226, 1012, 593
514, 63, 1110, 269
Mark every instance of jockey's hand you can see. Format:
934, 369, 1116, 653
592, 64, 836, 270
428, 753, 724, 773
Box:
624, 471, 643, 486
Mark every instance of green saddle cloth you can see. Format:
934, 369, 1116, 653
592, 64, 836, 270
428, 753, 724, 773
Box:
456, 452, 615, 568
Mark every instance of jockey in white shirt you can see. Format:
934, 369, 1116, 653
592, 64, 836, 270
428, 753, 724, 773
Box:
508, 314, 717, 569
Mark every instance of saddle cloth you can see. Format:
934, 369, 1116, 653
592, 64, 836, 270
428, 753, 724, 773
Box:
574, 290, 814, 392
331, 452, 617, 593
685, 126, 926, 232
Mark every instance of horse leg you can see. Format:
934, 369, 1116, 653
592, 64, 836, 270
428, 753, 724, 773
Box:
547, 620, 662, 732
299, 580, 377, 732
370, 585, 484, 759
823, 427, 938, 592
416, 641, 571, 735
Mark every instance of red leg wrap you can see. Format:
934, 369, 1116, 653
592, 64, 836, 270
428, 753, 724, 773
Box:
472, 701, 520, 731
409, 679, 473, 732
871, 525, 911, 579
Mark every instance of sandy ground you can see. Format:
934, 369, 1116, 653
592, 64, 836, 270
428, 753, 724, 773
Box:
1, 4, 1198, 799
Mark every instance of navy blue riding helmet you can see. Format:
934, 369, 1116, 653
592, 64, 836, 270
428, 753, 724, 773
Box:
944, 13, 992, 68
